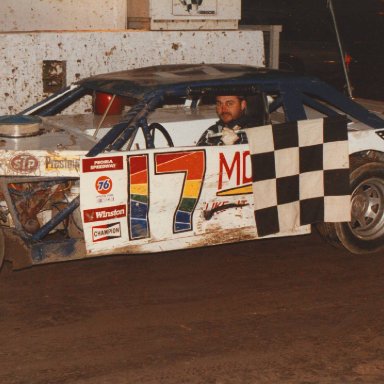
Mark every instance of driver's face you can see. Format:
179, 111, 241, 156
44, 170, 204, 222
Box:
216, 96, 246, 124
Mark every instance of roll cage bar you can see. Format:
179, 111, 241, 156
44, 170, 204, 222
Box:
86, 84, 268, 157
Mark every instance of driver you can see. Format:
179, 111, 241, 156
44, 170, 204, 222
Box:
197, 95, 251, 146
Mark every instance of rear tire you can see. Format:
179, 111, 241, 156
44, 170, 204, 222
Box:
317, 160, 384, 254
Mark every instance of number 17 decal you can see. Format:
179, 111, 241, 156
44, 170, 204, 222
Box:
128, 155, 150, 240
128, 150, 206, 240
155, 150, 206, 233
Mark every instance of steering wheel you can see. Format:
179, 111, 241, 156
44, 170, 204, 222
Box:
148, 123, 174, 147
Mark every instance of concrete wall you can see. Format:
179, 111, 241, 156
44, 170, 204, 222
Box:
0, 29, 265, 115
0, 0, 126, 31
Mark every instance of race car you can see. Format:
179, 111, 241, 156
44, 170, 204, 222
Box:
0, 64, 384, 270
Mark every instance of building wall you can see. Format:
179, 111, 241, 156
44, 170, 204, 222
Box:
0, 29, 265, 115
0, 0, 126, 31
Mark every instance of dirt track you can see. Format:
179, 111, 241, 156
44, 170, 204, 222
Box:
1, 233, 384, 383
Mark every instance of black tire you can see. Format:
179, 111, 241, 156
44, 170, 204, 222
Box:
316, 222, 344, 249
317, 160, 384, 254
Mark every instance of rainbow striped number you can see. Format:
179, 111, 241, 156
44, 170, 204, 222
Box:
128, 155, 150, 240
128, 150, 206, 239
155, 151, 206, 233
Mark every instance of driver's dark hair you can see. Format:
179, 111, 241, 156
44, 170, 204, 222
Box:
215, 95, 246, 101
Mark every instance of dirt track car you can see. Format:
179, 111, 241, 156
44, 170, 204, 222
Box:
0, 64, 384, 271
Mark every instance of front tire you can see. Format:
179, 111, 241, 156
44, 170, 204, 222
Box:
317, 160, 384, 254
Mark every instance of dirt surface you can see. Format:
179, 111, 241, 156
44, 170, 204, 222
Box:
1, 233, 384, 383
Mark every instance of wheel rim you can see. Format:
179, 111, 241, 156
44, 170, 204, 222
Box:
349, 177, 384, 240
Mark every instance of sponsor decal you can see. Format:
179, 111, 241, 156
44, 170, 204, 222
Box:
92, 222, 121, 242
9, 154, 39, 173
203, 199, 249, 211
83, 204, 126, 223
217, 151, 252, 195
82, 156, 123, 173
216, 184, 252, 196
96, 195, 115, 204
95, 175, 113, 195
45, 156, 80, 171
203, 199, 249, 219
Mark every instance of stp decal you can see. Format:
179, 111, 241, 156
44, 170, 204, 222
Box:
9, 153, 39, 174
92, 222, 121, 242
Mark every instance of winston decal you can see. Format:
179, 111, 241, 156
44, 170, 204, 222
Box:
83, 204, 126, 223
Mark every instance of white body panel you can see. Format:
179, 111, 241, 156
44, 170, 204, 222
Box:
79, 146, 311, 256
348, 126, 384, 154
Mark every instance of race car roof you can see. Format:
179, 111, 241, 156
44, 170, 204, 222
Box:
18, 64, 382, 129
78, 64, 296, 98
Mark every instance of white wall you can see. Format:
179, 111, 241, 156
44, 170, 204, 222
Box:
0, 0, 126, 31
0, 29, 265, 115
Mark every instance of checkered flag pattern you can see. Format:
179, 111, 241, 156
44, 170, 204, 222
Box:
246, 116, 351, 237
